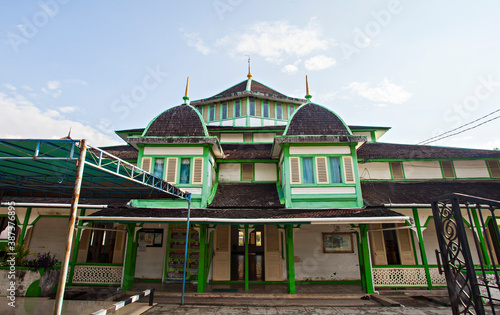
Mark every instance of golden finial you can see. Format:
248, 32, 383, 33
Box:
247, 56, 252, 79
305, 75, 312, 101
183, 76, 190, 104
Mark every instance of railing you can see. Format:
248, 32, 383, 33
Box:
373, 265, 446, 287
72, 264, 123, 285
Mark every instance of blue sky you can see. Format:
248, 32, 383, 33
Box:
1, 1, 499, 149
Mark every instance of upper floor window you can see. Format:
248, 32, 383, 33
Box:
390, 161, 404, 179
142, 157, 203, 185
302, 157, 314, 184
276, 103, 282, 119
209, 105, 215, 121
249, 98, 256, 116
235, 100, 241, 117
329, 157, 341, 183
290, 156, 353, 185
289, 105, 294, 117
440, 160, 455, 179
263, 100, 269, 118
222, 103, 228, 119
154, 158, 164, 178
180, 158, 191, 184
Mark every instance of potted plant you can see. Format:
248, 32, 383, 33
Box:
26, 252, 60, 297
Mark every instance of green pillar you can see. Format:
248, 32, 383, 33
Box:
245, 226, 249, 291
360, 224, 374, 294
18, 207, 32, 246
471, 208, 491, 266
412, 208, 433, 290
197, 225, 207, 293
355, 231, 366, 292
68, 209, 86, 286
285, 225, 296, 294
122, 224, 137, 291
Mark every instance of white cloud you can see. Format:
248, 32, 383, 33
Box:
0, 92, 119, 146
59, 106, 77, 113
304, 55, 336, 71
215, 18, 332, 64
345, 78, 412, 104
65, 79, 87, 85
47, 80, 60, 90
22, 85, 33, 91
281, 64, 298, 74
316, 92, 338, 103
3, 83, 16, 91
180, 29, 212, 55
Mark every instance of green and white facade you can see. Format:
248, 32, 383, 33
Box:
1, 74, 500, 295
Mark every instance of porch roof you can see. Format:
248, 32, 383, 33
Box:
0, 139, 189, 200
80, 207, 410, 224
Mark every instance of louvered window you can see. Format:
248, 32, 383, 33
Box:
242, 163, 253, 181
315, 157, 329, 184
166, 158, 178, 184
215, 104, 221, 120
289, 157, 301, 184
343, 156, 356, 183
390, 161, 404, 179
441, 160, 455, 178
487, 160, 500, 178
256, 100, 262, 116
234, 100, 241, 117
244, 132, 252, 142
141, 157, 152, 173
192, 157, 204, 184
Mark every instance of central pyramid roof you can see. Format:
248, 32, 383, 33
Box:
191, 78, 305, 105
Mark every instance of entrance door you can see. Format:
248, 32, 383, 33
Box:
230, 225, 265, 281
264, 225, 282, 281
213, 225, 231, 281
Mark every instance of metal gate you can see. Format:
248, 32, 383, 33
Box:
432, 193, 500, 314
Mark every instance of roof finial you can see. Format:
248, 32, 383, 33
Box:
305, 75, 312, 101
247, 56, 252, 79
183, 76, 190, 104
61, 127, 72, 140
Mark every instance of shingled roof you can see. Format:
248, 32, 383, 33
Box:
285, 103, 352, 136
221, 144, 273, 160
98, 145, 138, 160
361, 180, 500, 206
143, 104, 207, 137
88, 207, 404, 220
191, 79, 305, 104
357, 142, 500, 160
209, 183, 283, 208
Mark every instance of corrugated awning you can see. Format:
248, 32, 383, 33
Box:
0, 139, 189, 200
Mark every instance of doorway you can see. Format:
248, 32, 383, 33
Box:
230, 225, 265, 281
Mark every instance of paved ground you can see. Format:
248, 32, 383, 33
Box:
144, 304, 453, 314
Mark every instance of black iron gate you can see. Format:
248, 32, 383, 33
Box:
432, 193, 500, 314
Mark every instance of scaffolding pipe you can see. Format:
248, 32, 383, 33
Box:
181, 194, 192, 305
53, 140, 87, 315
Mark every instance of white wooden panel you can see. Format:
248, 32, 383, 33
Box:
291, 187, 356, 194
135, 224, 167, 279
403, 161, 442, 179
253, 133, 276, 143
234, 118, 246, 126
250, 118, 261, 126
454, 160, 490, 178
265, 226, 283, 281
263, 119, 275, 126
397, 229, 415, 265
144, 146, 203, 155
277, 120, 287, 125
220, 133, 244, 143
182, 188, 202, 194
358, 162, 391, 180
213, 225, 231, 281
254, 163, 277, 181
289, 146, 351, 155
219, 163, 241, 181
29, 217, 68, 260
353, 132, 372, 141
221, 120, 233, 126
369, 224, 388, 265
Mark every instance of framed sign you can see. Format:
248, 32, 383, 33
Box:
138, 229, 163, 247
322, 233, 353, 253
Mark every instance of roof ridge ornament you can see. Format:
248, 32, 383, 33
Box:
305, 75, 312, 102
183, 76, 190, 105
247, 56, 252, 79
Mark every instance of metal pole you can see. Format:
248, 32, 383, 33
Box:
181, 195, 192, 305
53, 139, 87, 315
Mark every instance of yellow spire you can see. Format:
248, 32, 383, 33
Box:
183, 76, 190, 104
305, 75, 312, 101
247, 56, 252, 79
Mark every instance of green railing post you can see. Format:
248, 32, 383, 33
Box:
285, 225, 296, 294
360, 224, 374, 294
197, 224, 207, 293
413, 208, 433, 290
68, 209, 86, 286
245, 225, 249, 291
18, 207, 31, 247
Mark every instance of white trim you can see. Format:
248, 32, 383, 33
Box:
0, 202, 107, 208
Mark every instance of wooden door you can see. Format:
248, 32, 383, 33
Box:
212, 225, 231, 280
369, 224, 388, 265
264, 225, 283, 281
